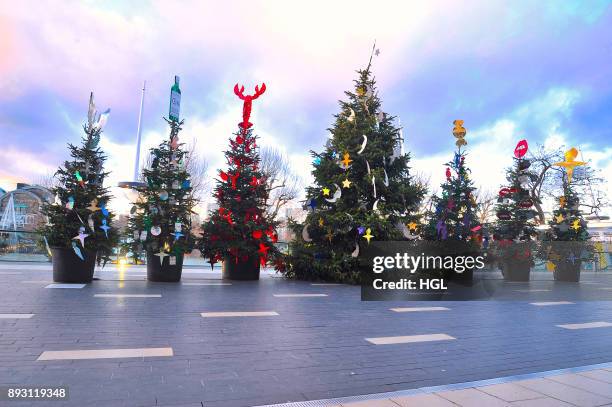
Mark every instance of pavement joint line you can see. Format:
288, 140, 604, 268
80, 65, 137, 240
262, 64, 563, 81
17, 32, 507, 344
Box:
273, 294, 328, 297
254, 361, 612, 407
530, 301, 574, 306
514, 289, 552, 292
37, 347, 173, 361
0, 313, 35, 319
201, 311, 279, 317
557, 321, 612, 330
390, 307, 451, 312
94, 294, 162, 298
365, 334, 456, 345
21, 280, 53, 283
182, 282, 232, 286
45, 283, 86, 289
310, 283, 342, 286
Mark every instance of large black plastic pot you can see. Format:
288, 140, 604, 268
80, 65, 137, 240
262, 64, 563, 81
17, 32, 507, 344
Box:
554, 260, 581, 282
146, 251, 183, 282
501, 260, 531, 281
51, 247, 96, 283
222, 256, 260, 280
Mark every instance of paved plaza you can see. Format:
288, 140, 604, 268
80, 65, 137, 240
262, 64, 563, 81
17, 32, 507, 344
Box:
1, 263, 612, 406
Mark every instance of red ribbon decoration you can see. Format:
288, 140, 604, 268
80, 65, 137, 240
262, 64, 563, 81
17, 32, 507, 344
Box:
229, 172, 240, 189
514, 139, 528, 158
234, 83, 266, 131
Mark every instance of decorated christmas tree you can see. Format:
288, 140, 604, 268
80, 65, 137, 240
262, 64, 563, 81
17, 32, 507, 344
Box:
38, 93, 117, 277
198, 83, 280, 278
542, 147, 590, 281
422, 121, 481, 242
286, 59, 425, 283
124, 116, 196, 270
492, 139, 541, 280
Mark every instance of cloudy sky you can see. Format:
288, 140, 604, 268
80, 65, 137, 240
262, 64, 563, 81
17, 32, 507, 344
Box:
1, 0, 611, 214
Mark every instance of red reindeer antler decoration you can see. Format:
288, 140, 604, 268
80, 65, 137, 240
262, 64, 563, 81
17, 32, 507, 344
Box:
234, 83, 266, 131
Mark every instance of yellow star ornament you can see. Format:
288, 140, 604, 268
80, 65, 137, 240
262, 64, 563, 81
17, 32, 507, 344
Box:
322, 187, 330, 196
545, 261, 556, 272
407, 222, 418, 231
363, 228, 374, 244
342, 178, 352, 188
318, 218, 324, 227
555, 214, 564, 223
571, 219, 581, 231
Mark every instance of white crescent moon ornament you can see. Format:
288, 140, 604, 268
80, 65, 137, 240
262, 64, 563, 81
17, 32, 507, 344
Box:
301, 224, 313, 242
373, 199, 379, 213
383, 168, 389, 187
357, 135, 367, 154
366, 160, 371, 175
325, 184, 342, 203
347, 108, 355, 122
351, 242, 360, 258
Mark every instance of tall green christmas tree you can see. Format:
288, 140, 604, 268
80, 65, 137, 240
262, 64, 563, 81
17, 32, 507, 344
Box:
423, 121, 480, 242
493, 140, 541, 269
286, 60, 425, 283
124, 118, 195, 265
38, 93, 117, 264
543, 147, 589, 274
198, 83, 281, 270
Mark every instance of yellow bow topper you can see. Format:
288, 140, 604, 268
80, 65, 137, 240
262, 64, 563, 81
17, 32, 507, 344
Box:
452, 120, 467, 147
553, 147, 586, 183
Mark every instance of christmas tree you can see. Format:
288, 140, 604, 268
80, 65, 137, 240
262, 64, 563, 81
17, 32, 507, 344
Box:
286, 59, 425, 283
198, 83, 281, 272
422, 121, 480, 242
542, 147, 590, 278
124, 118, 196, 266
38, 93, 117, 265
492, 140, 540, 276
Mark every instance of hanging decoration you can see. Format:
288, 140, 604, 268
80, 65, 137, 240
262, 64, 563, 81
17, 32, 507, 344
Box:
514, 139, 528, 158
452, 120, 467, 147
553, 147, 586, 183
357, 135, 367, 154
325, 184, 342, 203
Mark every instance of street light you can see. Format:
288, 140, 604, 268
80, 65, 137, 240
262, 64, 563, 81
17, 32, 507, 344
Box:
118, 80, 147, 191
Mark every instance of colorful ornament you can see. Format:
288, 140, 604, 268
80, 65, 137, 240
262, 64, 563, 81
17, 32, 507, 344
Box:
555, 214, 565, 223
514, 139, 528, 158
571, 219, 581, 231
342, 178, 352, 188
322, 187, 330, 196
100, 219, 110, 238
553, 147, 586, 183
72, 241, 84, 261
66, 196, 75, 210
452, 120, 467, 147
159, 190, 169, 201
545, 261, 556, 272
363, 228, 374, 244
325, 184, 341, 203
150, 226, 162, 236
72, 226, 89, 248
357, 226, 365, 235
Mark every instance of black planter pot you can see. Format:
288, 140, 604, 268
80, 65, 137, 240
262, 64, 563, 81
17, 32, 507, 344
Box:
554, 260, 581, 282
222, 256, 260, 280
51, 247, 96, 283
146, 251, 183, 282
501, 260, 531, 281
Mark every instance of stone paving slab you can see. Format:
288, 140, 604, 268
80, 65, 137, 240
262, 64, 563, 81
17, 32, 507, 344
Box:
0, 266, 611, 406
